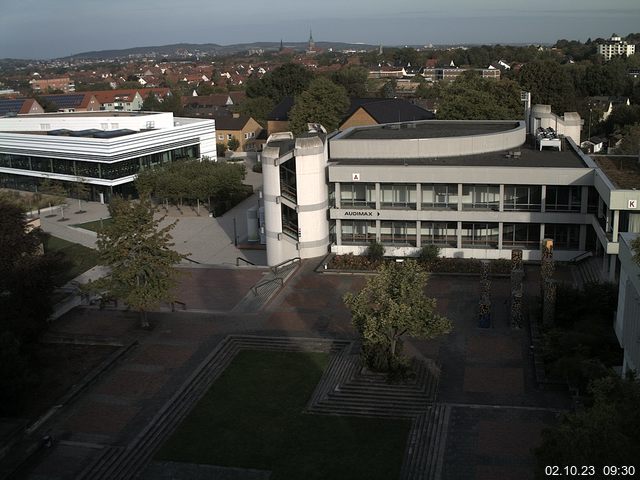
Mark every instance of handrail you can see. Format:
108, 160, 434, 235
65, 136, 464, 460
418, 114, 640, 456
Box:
252, 277, 284, 295
270, 256, 301, 274
236, 257, 256, 266
569, 251, 593, 264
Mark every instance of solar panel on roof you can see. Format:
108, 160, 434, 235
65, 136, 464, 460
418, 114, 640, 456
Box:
41, 94, 84, 109
0, 99, 25, 116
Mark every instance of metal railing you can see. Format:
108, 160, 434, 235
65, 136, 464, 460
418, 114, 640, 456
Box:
270, 256, 301, 274
236, 257, 256, 266
252, 277, 284, 295
569, 251, 593, 264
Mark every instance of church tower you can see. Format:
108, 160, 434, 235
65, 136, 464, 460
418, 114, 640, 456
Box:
307, 30, 316, 54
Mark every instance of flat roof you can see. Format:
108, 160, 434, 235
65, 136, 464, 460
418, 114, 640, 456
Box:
16, 111, 161, 118
330, 140, 587, 169
341, 121, 521, 140
593, 155, 640, 189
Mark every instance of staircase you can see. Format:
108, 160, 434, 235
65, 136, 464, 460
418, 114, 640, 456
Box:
232, 258, 300, 313
571, 256, 605, 289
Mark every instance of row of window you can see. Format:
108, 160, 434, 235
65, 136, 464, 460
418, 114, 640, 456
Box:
0, 146, 199, 180
339, 220, 580, 250
338, 183, 595, 212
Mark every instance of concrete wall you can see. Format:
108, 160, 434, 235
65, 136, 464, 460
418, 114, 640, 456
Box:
0, 112, 175, 131
615, 233, 640, 376
330, 121, 526, 159
530, 105, 582, 144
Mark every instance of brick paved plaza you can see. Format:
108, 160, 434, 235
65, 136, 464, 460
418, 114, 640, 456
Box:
10, 261, 568, 479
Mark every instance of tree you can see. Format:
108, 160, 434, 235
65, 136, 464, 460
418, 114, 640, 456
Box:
72, 178, 90, 213
518, 60, 577, 113
332, 66, 369, 97
245, 63, 315, 103
438, 72, 523, 120
141, 92, 162, 111
93, 198, 186, 328
343, 261, 452, 372
238, 96, 274, 127
535, 375, 640, 477
288, 77, 350, 134
227, 136, 240, 152
616, 123, 640, 155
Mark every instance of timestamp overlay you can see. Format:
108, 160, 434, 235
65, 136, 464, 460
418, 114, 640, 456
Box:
544, 465, 637, 477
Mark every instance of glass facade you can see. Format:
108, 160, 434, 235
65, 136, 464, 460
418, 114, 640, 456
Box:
421, 221, 457, 247
503, 185, 542, 211
422, 184, 458, 210
545, 186, 581, 212
340, 183, 375, 208
502, 223, 540, 248
545, 224, 580, 250
461, 222, 499, 248
341, 220, 376, 245
461, 185, 500, 210
0, 145, 199, 182
380, 184, 416, 209
380, 221, 417, 246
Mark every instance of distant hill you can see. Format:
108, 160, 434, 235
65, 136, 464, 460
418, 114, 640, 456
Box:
65, 41, 380, 60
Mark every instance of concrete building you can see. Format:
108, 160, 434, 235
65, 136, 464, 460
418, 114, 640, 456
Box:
597, 34, 636, 61
29, 77, 75, 93
0, 98, 44, 116
0, 111, 216, 202
614, 233, 640, 377
261, 106, 640, 280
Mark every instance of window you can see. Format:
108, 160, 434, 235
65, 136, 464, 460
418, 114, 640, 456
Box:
341, 221, 376, 245
227, 134, 233, 140
340, 183, 375, 208
422, 184, 458, 210
110, 123, 119, 129
502, 223, 540, 248
545, 186, 581, 212
545, 224, 580, 250
281, 204, 298, 239
40, 124, 50, 131
380, 221, 417, 246
503, 185, 542, 211
218, 135, 224, 140
461, 185, 500, 210
380, 184, 416, 209
421, 222, 457, 247
461, 222, 499, 248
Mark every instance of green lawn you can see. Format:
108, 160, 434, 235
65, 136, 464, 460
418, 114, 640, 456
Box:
155, 350, 410, 480
72, 217, 113, 233
44, 236, 99, 285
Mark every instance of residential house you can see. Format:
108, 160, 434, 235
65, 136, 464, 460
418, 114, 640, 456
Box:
215, 114, 263, 152
0, 98, 44, 116
38, 93, 100, 112
598, 34, 636, 61
92, 90, 144, 111
29, 76, 75, 93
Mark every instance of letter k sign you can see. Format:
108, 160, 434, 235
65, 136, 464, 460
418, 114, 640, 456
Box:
629, 199, 637, 209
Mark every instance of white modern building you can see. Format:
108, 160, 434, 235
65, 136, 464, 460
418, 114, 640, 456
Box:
597, 34, 636, 61
0, 111, 216, 201
262, 105, 640, 282
614, 233, 640, 377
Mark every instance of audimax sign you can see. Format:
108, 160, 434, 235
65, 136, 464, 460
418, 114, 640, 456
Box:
343, 211, 381, 217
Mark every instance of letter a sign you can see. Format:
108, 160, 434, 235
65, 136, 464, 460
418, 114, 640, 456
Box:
352, 173, 360, 181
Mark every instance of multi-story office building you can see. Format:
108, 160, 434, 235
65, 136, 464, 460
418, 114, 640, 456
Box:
0, 111, 216, 201
262, 105, 640, 282
597, 34, 636, 61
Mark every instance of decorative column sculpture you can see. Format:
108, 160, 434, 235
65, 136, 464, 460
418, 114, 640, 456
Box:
510, 249, 524, 329
541, 239, 556, 326
478, 260, 491, 328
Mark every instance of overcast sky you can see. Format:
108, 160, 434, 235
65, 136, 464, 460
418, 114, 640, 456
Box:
1, 0, 639, 59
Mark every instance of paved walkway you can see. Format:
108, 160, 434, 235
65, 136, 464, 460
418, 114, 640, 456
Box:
8, 261, 568, 480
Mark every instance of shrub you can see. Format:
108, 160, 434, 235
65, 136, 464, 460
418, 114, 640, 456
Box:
366, 240, 385, 262
418, 244, 440, 263
252, 161, 262, 173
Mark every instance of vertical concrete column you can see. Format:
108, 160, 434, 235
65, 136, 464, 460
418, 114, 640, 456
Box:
499, 184, 505, 212
375, 183, 381, 210
613, 210, 620, 241
335, 219, 342, 246
376, 219, 381, 242
580, 186, 589, 214
498, 222, 503, 250
609, 254, 617, 282
540, 224, 546, 243
540, 185, 546, 213
579, 224, 587, 251
457, 221, 463, 249
416, 183, 422, 211
457, 184, 463, 211
416, 220, 421, 248
335, 182, 341, 209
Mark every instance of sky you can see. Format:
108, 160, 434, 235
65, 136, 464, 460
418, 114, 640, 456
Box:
1, 0, 639, 59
